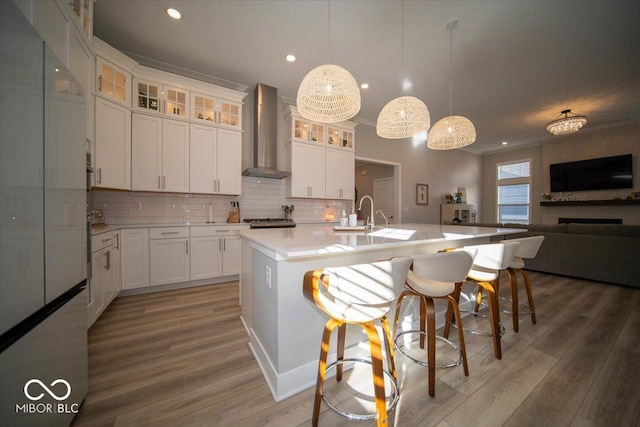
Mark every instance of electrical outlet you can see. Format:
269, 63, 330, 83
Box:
266, 266, 271, 288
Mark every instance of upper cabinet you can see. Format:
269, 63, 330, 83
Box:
191, 93, 242, 130
96, 56, 131, 106
327, 125, 354, 150
133, 78, 189, 119
290, 117, 326, 145
94, 97, 131, 190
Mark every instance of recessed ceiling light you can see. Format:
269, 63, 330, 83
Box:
285, 54, 296, 62
166, 7, 182, 20
360, 83, 370, 89
501, 141, 508, 146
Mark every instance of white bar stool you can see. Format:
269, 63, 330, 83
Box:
500, 235, 545, 332
392, 250, 476, 397
444, 241, 520, 360
303, 257, 412, 427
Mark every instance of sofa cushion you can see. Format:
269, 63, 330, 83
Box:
566, 223, 640, 237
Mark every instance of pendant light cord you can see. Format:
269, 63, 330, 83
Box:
401, 0, 405, 92
448, 22, 453, 117
327, 0, 331, 64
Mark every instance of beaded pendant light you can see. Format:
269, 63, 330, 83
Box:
376, 1, 430, 139
296, 1, 360, 123
428, 20, 476, 150
546, 109, 587, 135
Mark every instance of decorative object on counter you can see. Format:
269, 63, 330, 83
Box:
457, 187, 467, 203
427, 20, 476, 150
296, 1, 360, 123
340, 210, 348, 227
546, 109, 587, 136
282, 205, 295, 220
416, 184, 428, 205
540, 192, 552, 201
632, 192, 640, 199
348, 211, 358, 227
376, 1, 430, 139
444, 194, 455, 204
454, 192, 463, 203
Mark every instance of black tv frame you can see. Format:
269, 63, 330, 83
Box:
550, 154, 633, 192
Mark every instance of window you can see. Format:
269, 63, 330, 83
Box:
497, 160, 531, 224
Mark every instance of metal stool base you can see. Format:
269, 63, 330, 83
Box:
454, 310, 506, 336
394, 329, 463, 369
322, 357, 399, 422
497, 296, 534, 316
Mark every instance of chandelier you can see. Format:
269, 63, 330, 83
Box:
428, 19, 476, 150
546, 109, 587, 136
296, 1, 360, 123
376, 1, 430, 139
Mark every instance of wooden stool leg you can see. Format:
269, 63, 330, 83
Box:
477, 280, 502, 359
393, 291, 410, 338
474, 284, 483, 313
363, 323, 389, 427
419, 296, 427, 349
380, 316, 396, 379
313, 318, 341, 427
507, 268, 519, 332
336, 323, 346, 381
447, 294, 469, 376
425, 297, 436, 397
443, 282, 462, 339
520, 269, 537, 324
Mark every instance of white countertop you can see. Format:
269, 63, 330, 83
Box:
239, 223, 524, 260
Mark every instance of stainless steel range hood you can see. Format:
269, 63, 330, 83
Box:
242, 83, 291, 179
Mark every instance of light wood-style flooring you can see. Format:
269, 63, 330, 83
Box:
72, 272, 640, 426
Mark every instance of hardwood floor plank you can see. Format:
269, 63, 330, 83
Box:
72, 275, 640, 427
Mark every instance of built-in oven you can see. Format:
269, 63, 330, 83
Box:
86, 152, 93, 281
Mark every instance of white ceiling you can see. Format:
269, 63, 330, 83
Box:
93, 0, 640, 154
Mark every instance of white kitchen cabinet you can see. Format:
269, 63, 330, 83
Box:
189, 124, 241, 195
121, 228, 149, 290
327, 125, 355, 150
89, 231, 117, 327
96, 56, 130, 106
325, 148, 355, 200
149, 227, 190, 286
191, 92, 241, 130
290, 116, 325, 145
189, 227, 241, 280
109, 231, 121, 300
287, 142, 325, 198
94, 97, 131, 189
133, 78, 189, 120
37, 0, 68, 69
131, 114, 189, 193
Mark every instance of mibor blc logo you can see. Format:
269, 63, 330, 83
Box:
15, 378, 79, 415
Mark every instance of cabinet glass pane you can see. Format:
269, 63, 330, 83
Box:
294, 119, 308, 140
114, 70, 126, 101
310, 123, 324, 143
343, 130, 353, 148
137, 83, 159, 111
100, 63, 114, 96
166, 89, 186, 116
219, 102, 239, 126
194, 95, 215, 121
328, 127, 340, 146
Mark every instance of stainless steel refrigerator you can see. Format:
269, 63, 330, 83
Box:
1, 2, 88, 425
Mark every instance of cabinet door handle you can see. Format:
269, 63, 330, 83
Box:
101, 238, 112, 243
216, 230, 230, 233
98, 75, 102, 91
105, 250, 111, 271
223, 238, 226, 251
161, 231, 179, 235
186, 241, 189, 255
115, 234, 119, 250
97, 168, 102, 184
158, 175, 161, 189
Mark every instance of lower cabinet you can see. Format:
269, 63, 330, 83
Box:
189, 227, 241, 280
121, 228, 149, 290
88, 230, 120, 327
149, 227, 190, 286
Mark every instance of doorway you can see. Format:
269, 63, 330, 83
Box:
354, 157, 401, 224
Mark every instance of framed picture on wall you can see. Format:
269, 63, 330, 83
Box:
416, 184, 428, 205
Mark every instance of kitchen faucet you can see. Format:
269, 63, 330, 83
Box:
358, 195, 374, 228
375, 210, 389, 229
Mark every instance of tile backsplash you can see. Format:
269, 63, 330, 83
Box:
93, 177, 349, 225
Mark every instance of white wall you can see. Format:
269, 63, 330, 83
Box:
481, 121, 640, 225
354, 124, 482, 223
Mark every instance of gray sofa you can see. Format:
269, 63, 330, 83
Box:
446, 222, 640, 289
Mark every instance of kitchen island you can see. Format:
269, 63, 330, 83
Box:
238, 223, 522, 401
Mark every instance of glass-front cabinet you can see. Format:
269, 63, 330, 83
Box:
328, 126, 354, 150
292, 118, 325, 145
191, 93, 242, 130
96, 57, 130, 106
133, 79, 188, 119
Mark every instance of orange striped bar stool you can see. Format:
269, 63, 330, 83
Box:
499, 235, 545, 332
444, 241, 520, 360
393, 250, 476, 397
303, 257, 412, 427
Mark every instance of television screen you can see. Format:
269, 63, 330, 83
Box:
550, 154, 633, 192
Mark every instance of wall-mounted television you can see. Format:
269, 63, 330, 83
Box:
550, 154, 633, 192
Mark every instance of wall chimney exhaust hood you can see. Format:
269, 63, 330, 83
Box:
242, 83, 291, 179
